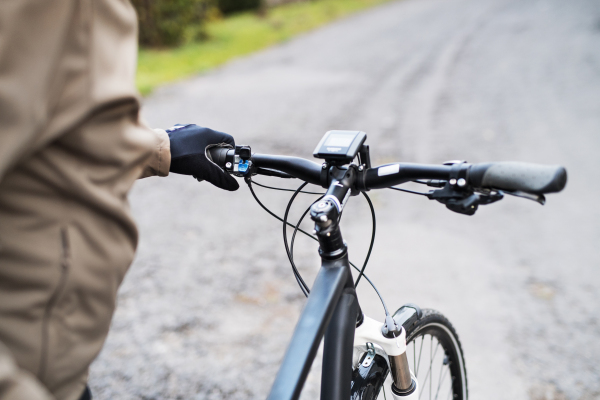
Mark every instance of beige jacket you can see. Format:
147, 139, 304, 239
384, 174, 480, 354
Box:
0, 1, 170, 399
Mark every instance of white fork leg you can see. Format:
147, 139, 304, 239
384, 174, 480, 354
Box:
353, 316, 419, 398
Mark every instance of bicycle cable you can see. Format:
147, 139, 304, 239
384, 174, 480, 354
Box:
251, 180, 325, 195
389, 186, 431, 196
282, 182, 311, 296
353, 192, 376, 288
247, 177, 391, 317
286, 191, 390, 316
246, 179, 317, 244
246, 180, 313, 296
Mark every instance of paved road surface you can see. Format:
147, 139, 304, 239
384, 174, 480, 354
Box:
89, 0, 600, 398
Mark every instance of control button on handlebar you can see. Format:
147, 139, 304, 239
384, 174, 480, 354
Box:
238, 161, 249, 174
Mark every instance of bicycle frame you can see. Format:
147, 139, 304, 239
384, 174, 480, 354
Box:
267, 254, 358, 400
267, 164, 417, 400
207, 144, 566, 400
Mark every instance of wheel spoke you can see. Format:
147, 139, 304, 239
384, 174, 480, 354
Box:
418, 336, 440, 400
446, 375, 455, 400
413, 340, 416, 372
416, 335, 425, 377
434, 358, 450, 400
430, 337, 435, 400
402, 312, 466, 400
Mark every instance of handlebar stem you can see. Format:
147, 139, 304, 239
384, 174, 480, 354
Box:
310, 166, 358, 259
310, 200, 346, 259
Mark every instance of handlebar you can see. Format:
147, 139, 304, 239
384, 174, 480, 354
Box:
252, 154, 323, 184
208, 147, 567, 195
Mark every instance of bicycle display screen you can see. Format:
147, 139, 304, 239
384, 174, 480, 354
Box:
313, 130, 367, 164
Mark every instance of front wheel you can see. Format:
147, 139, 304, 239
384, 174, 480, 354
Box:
404, 309, 468, 400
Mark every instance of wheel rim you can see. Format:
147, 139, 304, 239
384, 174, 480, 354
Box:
406, 323, 466, 400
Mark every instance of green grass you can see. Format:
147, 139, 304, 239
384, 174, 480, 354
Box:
137, 0, 393, 95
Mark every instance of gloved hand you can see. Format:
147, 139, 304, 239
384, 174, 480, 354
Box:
167, 124, 239, 191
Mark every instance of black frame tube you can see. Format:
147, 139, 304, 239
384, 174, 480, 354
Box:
266, 256, 357, 400
267, 164, 363, 400
320, 288, 359, 400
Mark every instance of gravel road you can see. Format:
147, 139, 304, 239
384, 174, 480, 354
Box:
89, 0, 600, 399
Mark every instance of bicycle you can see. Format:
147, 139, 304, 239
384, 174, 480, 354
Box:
208, 130, 567, 400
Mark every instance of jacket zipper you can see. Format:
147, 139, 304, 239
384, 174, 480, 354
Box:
38, 226, 71, 380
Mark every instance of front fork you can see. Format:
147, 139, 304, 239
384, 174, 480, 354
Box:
353, 317, 418, 399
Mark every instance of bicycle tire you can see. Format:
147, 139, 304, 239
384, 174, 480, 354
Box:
404, 309, 468, 400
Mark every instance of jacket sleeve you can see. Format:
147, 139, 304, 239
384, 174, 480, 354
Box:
0, 343, 54, 400
139, 128, 171, 179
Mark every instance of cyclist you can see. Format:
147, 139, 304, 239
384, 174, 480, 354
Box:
0, 2, 236, 399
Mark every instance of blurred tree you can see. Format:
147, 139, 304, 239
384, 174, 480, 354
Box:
217, 0, 262, 15
132, 0, 210, 47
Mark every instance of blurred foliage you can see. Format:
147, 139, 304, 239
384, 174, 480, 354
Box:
217, 0, 263, 15
132, 0, 211, 47
136, 0, 393, 95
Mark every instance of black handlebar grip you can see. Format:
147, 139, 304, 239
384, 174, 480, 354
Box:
207, 146, 230, 168
469, 162, 567, 194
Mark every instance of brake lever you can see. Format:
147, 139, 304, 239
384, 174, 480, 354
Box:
503, 190, 546, 205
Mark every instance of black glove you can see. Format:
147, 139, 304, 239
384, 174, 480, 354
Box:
167, 124, 239, 191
